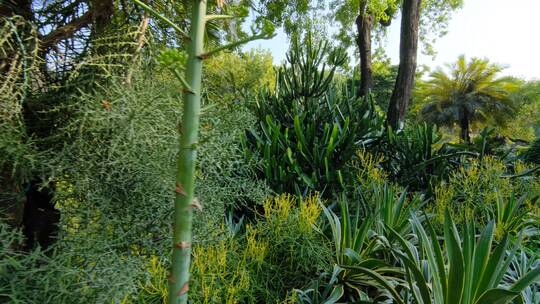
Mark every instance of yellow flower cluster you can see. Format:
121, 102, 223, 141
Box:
353, 149, 387, 186
299, 194, 322, 233
192, 239, 250, 304
245, 225, 268, 265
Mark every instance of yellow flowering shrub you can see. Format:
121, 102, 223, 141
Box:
352, 149, 387, 187
133, 193, 331, 303
431, 157, 539, 234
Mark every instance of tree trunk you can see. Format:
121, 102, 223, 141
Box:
0, 0, 33, 19
386, 0, 422, 130
91, 0, 114, 37
459, 107, 470, 143
355, 12, 373, 97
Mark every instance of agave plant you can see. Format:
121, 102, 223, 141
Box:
389, 210, 540, 304
376, 123, 475, 193
494, 193, 539, 241
503, 249, 540, 304
293, 265, 346, 304
317, 198, 405, 302
368, 184, 422, 241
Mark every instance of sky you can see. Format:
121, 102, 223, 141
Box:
244, 0, 540, 80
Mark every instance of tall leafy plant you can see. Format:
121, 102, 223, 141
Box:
376, 123, 474, 193
243, 35, 381, 196
133, 1, 273, 303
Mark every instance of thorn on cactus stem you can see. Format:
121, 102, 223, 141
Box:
175, 242, 191, 249
197, 53, 210, 60
101, 100, 111, 110
190, 198, 203, 211
175, 183, 187, 196
177, 282, 190, 296
181, 87, 194, 94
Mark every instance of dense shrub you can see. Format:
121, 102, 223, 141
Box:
135, 194, 332, 303
243, 36, 381, 197
203, 49, 275, 104
430, 157, 540, 242
1, 69, 270, 303
373, 123, 472, 193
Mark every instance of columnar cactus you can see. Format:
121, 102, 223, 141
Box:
133, 1, 273, 303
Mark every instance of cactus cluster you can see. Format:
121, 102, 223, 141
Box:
243, 36, 381, 197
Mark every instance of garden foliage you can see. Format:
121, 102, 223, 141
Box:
243, 35, 381, 196
0, 17, 539, 304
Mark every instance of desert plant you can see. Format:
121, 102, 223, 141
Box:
133, 1, 274, 302
319, 198, 405, 302
494, 193, 539, 240
390, 210, 540, 304
369, 184, 423, 242
503, 249, 540, 304
243, 35, 381, 196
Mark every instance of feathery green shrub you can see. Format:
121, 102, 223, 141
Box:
0, 16, 41, 226
1, 69, 270, 303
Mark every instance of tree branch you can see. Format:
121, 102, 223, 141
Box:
132, 0, 190, 39
200, 32, 275, 59
40, 10, 93, 50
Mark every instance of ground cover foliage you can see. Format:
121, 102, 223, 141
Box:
1, 14, 540, 304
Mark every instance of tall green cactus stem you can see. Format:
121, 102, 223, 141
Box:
170, 1, 206, 303
132, 1, 274, 303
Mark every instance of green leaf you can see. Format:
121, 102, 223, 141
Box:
509, 266, 540, 293
444, 209, 464, 304
474, 288, 519, 304
397, 252, 432, 304
476, 235, 509, 294
470, 221, 495, 300
323, 284, 344, 304
343, 266, 405, 304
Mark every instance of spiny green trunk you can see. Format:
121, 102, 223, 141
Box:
169, 1, 206, 303
133, 2, 272, 303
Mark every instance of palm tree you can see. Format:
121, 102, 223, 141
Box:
419, 55, 517, 142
